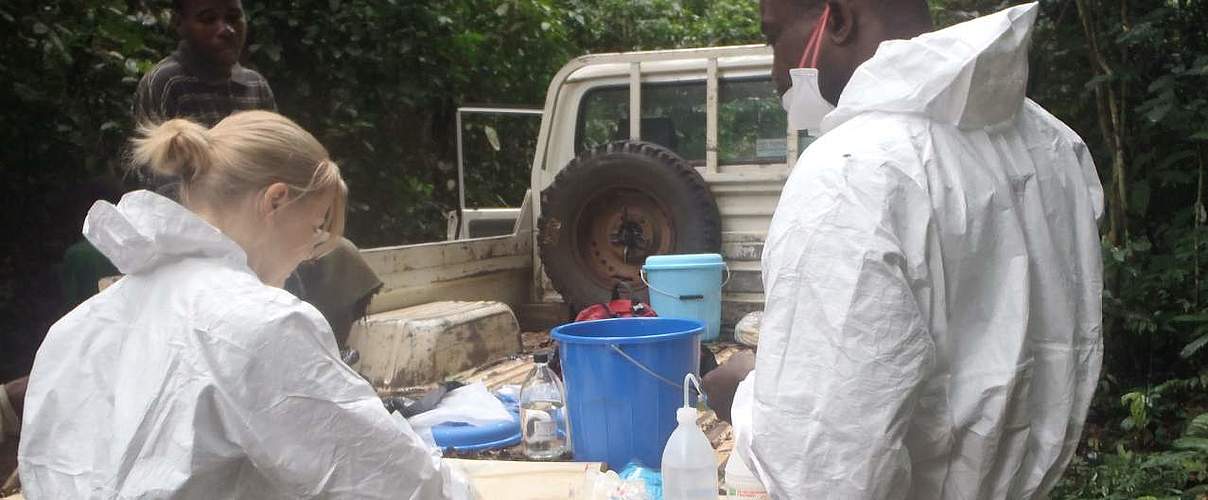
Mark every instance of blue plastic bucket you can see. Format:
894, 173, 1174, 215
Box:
551, 317, 703, 469
642, 253, 727, 342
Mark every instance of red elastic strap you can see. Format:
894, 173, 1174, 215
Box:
796, 5, 832, 69
810, 6, 830, 68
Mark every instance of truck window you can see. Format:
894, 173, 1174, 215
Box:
576, 85, 629, 153
575, 76, 789, 165
576, 81, 707, 163
719, 77, 789, 164
460, 111, 540, 208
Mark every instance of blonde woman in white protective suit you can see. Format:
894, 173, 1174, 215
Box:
19, 111, 473, 499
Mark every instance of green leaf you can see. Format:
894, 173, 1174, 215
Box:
1146, 102, 1174, 123
483, 125, 501, 151
1172, 436, 1208, 453
1183, 333, 1208, 359
1140, 450, 1198, 468
1147, 74, 1176, 92
1170, 313, 1208, 324
1186, 413, 1208, 438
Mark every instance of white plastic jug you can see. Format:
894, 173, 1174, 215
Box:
722, 453, 768, 499
661, 375, 718, 500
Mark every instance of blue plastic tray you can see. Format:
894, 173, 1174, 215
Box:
430, 393, 522, 453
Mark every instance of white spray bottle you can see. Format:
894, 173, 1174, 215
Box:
661, 373, 718, 500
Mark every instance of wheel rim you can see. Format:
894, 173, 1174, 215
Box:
573, 186, 676, 290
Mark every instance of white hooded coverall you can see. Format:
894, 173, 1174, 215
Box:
731, 4, 1105, 499
19, 191, 470, 499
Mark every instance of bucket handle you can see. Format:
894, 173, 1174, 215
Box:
639, 265, 731, 301
608, 344, 707, 404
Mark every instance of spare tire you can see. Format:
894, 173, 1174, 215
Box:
538, 141, 721, 309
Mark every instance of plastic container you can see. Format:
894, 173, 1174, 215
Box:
520, 351, 571, 460
661, 406, 719, 500
430, 390, 522, 453
551, 317, 703, 469
642, 253, 727, 342
723, 454, 769, 499
431, 413, 521, 452
734, 311, 762, 347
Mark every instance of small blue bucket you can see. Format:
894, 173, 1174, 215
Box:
642, 253, 728, 342
551, 317, 702, 469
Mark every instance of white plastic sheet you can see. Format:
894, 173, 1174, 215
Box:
407, 382, 514, 436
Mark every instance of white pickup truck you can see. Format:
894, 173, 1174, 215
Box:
346, 45, 800, 424
362, 43, 801, 329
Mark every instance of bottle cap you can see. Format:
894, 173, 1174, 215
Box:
533, 351, 550, 363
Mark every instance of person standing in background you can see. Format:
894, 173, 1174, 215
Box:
134, 0, 274, 128
59, 180, 124, 310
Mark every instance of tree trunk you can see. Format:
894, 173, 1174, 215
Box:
1075, 0, 1131, 341
1075, 0, 1129, 246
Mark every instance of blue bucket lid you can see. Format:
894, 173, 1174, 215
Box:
551, 317, 704, 345
643, 253, 724, 271
431, 394, 521, 452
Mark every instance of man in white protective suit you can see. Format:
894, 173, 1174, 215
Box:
702, 0, 1105, 498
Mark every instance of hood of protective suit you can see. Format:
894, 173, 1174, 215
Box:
731, 3, 1104, 499
20, 190, 472, 499
823, 2, 1038, 132
83, 190, 247, 275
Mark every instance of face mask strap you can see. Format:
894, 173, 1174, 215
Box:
796, 4, 832, 69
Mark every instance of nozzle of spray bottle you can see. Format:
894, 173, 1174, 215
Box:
683, 373, 705, 413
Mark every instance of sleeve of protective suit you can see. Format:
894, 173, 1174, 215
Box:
748, 141, 936, 498
1075, 137, 1106, 224
216, 306, 470, 500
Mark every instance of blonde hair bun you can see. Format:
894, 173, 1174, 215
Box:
133, 119, 212, 181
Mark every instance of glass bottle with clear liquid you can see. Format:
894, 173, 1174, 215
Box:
520, 351, 571, 460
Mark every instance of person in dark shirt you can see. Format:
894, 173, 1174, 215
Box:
59, 179, 123, 310
134, 0, 275, 127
